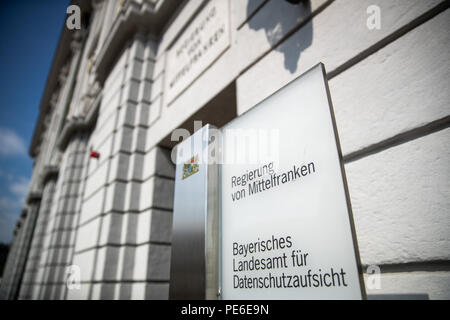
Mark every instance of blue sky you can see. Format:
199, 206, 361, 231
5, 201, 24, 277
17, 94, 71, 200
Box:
0, 0, 69, 244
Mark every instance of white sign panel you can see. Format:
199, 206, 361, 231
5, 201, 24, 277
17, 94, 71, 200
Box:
165, 0, 230, 104
221, 64, 364, 299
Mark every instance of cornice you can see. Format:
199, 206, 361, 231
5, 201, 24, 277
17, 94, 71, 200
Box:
29, 0, 184, 157
26, 192, 42, 205
56, 91, 102, 152
95, 0, 183, 84
29, 0, 92, 158
41, 165, 60, 186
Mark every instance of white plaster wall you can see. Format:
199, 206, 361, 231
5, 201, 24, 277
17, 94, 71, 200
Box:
347, 128, 450, 266
236, 0, 446, 115
330, 9, 450, 156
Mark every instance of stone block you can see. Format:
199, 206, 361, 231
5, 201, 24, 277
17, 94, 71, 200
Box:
237, 0, 445, 114
346, 128, 450, 265
330, 10, 450, 156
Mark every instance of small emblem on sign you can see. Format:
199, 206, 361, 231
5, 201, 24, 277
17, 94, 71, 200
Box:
182, 155, 199, 180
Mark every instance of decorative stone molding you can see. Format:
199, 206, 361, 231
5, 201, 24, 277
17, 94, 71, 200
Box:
56, 91, 102, 152
26, 192, 42, 205
14, 211, 27, 234
58, 64, 70, 88
49, 92, 59, 109
81, 81, 101, 116
70, 30, 85, 53
92, 0, 104, 11
41, 165, 59, 186
29, 0, 177, 158
95, 0, 181, 84
29, 0, 93, 158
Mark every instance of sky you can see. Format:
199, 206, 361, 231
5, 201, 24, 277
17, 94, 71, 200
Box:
0, 0, 69, 244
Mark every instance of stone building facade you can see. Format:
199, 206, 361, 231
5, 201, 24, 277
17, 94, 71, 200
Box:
0, 0, 449, 299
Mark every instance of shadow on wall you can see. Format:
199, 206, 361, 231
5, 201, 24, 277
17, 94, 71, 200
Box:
247, 0, 313, 74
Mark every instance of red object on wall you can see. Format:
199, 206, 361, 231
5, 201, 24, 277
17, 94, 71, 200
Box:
90, 150, 100, 159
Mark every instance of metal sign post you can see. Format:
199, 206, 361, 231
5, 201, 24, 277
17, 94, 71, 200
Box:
169, 124, 220, 299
